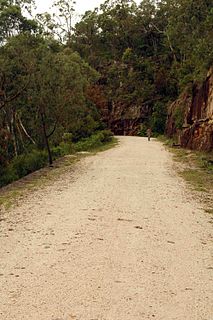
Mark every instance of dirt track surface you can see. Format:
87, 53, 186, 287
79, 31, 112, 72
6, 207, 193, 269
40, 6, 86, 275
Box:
0, 137, 212, 320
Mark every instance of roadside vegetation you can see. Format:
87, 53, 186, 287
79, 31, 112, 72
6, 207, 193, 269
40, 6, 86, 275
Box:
0, 132, 117, 210
0, 0, 212, 189
158, 136, 213, 213
0, 130, 114, 188
0, 0, 117, 189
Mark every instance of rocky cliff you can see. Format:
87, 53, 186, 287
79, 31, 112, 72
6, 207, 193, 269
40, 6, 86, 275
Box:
87, 85, 150, 135
166, 69, 213, 151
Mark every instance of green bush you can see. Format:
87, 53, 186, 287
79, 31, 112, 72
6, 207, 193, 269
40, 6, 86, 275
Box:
0, 130, 113, 188
52, 142, 75, 159
75, 134, 102, 152
0, 166, 18, 188
62, 133, 73, 143
51, 145, 65, 158
71, 114, 100, 142
11, 150, 48, 178
138, 124, 149, 137
101, 130, 114, 142
174, 107, 184, 129
0, 149, 48, 188
75, 130, 113, 152
151, 102, 167, 134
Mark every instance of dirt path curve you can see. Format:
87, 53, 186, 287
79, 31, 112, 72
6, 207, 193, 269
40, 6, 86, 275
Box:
0, 137, 212, 320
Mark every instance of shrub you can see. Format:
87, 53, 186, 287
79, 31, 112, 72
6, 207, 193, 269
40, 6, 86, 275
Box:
51, 145, 65, 159
0, 130, 114, 188
75, 130, 113, 152
0, 149, 48, 188
11, 149, 48, 178
62, 133, 73, 143
138, 124, 149, 137
174, 107, 184, 129
0, 166, 18, 188
151, 101, 167, 134
101, 130, 113, 142
52, 141, 75, 159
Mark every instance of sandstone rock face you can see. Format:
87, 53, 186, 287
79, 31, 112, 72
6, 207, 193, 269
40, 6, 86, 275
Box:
166, 69, 213, 151
108, 102, 149, 136
87, 85, 150, 136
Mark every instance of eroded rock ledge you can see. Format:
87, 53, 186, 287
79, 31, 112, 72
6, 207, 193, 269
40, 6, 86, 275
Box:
166, 69, 213, 151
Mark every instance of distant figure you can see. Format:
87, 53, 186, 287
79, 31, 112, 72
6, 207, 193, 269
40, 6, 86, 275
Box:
147, 128, 152, 141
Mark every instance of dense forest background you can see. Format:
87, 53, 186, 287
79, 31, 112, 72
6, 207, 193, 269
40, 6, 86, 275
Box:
0, 0, 212, 186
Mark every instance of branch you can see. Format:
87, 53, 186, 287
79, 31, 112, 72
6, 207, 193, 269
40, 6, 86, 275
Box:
47, 120, 58, 138
151, 23, 164, 34
6, 79, 30, 103
151, 23, 177, 62
18, 114, 36, 145
0, 77, 30, 110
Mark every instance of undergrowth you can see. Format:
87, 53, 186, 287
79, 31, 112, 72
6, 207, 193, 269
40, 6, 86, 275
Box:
158, 136, 213, 213
0, 130, 114, 189
0, 131, 117, 210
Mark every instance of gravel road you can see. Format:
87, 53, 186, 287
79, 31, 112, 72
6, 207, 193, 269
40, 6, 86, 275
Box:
0, 137, 212, 320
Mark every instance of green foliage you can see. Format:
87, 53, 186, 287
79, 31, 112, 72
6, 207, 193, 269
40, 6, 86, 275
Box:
72, 0, 212, 135
196, 152, 213, 172
0, 0, 212, 187
0, 167, 18, 188
0, 29, 101, 167
100, 130, 114, 142
0, 128, 10, 169
150, 102, 168, 134
166, 0, 213, 86
0, 149, 48, 187
70, 112, 100, 142
138, 124, 149, 137
74, 130, 113, 152
12, 149, 48, 177
52, 141, 75, 158
174, 107, 184, 129
0, 130, 113, 187
0, 0, 38, 44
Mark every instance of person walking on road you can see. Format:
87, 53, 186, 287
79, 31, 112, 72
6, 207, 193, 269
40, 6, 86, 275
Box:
147, 128, 152, 141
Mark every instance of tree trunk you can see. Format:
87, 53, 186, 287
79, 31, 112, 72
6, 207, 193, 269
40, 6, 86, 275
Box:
11, 111, 18, 157
41, 111, 53, 166
16, 113, 25, 153
18, 114, 36, 145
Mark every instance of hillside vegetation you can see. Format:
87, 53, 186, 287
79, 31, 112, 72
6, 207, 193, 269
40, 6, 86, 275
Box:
0, 0, 212, 187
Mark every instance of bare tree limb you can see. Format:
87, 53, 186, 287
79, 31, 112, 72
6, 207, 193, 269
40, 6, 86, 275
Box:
151, 23, 177, 62
18, 114, 36, 145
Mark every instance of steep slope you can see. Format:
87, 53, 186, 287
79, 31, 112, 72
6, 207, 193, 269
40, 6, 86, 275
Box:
166, 69, 213, 151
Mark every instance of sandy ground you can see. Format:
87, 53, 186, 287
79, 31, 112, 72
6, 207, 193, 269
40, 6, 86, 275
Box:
0, 136, 212, 320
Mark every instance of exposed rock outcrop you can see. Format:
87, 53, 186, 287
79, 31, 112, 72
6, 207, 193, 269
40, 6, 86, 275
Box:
87, 85, 150, 135
108, 102, 150, 136
166, 69, 213, 151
